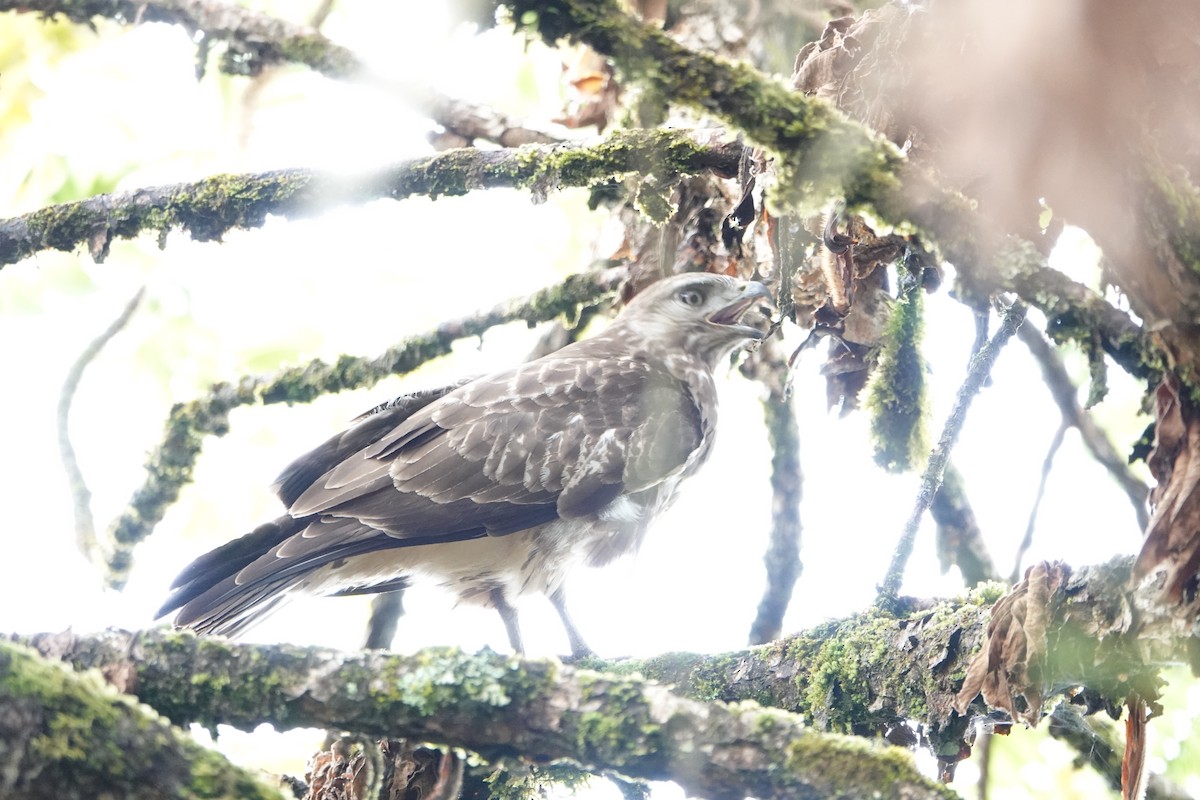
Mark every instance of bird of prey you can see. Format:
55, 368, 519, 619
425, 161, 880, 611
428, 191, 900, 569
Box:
159, 272, 772, 656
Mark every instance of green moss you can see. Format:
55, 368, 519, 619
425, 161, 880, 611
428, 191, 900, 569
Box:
485, 762, 596, 800
866, 281, 927, 473
784, 733, 958, 798
0, 639, 285, 799
24, 201, 101, 254
275, 33, 359, 78
970, 581, 1010, 605
778, 601, 988, 735
1146, 159, 1200, 277
684, 652, 744, 702
572, 672, 664, 766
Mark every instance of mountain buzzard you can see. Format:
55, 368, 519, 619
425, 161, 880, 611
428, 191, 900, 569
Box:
160, 272, 772, 656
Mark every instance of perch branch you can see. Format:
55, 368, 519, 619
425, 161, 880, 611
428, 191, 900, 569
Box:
876, 301, 1027, 612
13, 634, 955, 800
101, 268, 625, 588
0, 129, 740, 268
15, 557, 1197, 796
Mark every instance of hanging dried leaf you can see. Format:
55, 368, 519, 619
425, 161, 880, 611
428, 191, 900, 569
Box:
1132, 375, 1200, 601
954, 561, 1071, 725
1122, 695, 1147, 800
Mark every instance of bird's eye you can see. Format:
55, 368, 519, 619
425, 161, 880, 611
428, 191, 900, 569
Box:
677, 287, 704, 306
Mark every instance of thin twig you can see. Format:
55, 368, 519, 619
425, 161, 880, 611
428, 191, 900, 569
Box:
930, 461, 1000, 586
308, 0, 335, 28
1018, 323, 1150, 530
970, 308, 989, 359
876, 301, 1028, 612
1046, 703, 1192, 800
1010, 419, 1068, 583
748, 371, 803, 645
56, 286, 145, 570
100, 268, 625, 589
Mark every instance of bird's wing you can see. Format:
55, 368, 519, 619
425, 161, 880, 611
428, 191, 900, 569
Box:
207, 349, 706, 610
272, 378, 473, 507
287, 348, 705, 538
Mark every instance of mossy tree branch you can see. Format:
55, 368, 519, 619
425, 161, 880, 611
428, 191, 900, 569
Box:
508, 0, 905, 215
12, 633, 955, 800
0, 639, 288, 800
14, 557, 1195, 798
8, 0, 1163, 389
4, 0, 360, 78
507, 0, 1167, 387
598, 556, 1193, 755
0, 130, 740, 269
103, 268, 627, 588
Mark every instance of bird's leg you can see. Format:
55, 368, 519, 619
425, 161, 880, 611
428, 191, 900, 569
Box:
549, 586, 594, 660
489, 588, 525, 654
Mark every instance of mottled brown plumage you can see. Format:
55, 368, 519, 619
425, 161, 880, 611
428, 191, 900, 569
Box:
159, 273, 771, 655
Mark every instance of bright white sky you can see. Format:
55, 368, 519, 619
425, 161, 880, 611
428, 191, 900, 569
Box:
2, 5, 1193, 798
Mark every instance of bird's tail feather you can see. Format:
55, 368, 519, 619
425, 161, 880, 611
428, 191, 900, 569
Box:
157, 515, 309, 635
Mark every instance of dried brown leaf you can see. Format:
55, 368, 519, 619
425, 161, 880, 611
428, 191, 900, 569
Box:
954, 561, 1071, 725
1133, 375, 1200, 601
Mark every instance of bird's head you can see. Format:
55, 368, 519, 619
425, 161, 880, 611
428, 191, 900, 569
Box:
616, 273, 774, 367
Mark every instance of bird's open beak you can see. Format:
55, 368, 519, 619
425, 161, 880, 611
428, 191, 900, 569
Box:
707, 281, 774, 339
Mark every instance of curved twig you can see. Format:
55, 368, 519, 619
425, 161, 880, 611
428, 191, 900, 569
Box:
56, 286, 145, 569
1018, 323, 1150, 530
1010, 420, 1069, 583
